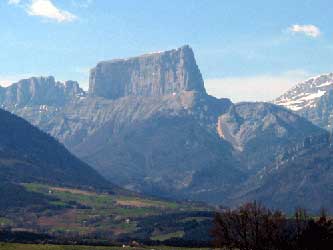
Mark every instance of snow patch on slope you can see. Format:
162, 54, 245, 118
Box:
274, 73, 333, 112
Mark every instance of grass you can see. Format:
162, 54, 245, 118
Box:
0, 217, 12, 226
0, 243, 211, 250
23, 183, 184, 214
2, 183, 211, 239
151, 231, 185, 241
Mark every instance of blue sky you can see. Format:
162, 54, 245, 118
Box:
1, 0, 333, 101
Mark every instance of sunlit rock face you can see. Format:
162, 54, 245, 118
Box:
88, 45, 206, 100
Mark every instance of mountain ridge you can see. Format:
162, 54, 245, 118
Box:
0, 108, 113, 191
1, 45, 332, 212
228, 132, 333, 213
274, 72, 333, 130
0, 76, 85, 108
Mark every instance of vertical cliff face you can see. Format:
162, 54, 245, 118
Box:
88, 45, 206, 99
0, 76, 85, 108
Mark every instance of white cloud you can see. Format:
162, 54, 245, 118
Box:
27, 0, 77, 22
288, 24, 321, 38
204, 70, 310, 103
8, 0, 21, 4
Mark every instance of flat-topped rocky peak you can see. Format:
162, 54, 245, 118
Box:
88, 45, 206, 99
0, 76, 85, 108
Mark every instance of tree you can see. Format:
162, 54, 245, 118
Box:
213, 203, 333, 250
212, 202, 289, 250
299, 210, 333, 250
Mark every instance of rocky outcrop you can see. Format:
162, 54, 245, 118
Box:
89, 45, 206, 99
0, 76, 85, 109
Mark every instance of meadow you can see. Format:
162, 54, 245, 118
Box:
0, 183, 212, 244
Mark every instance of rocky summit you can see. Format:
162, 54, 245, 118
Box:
89, 45, 206, 99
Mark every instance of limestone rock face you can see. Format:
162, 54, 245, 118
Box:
0, 76, 85, 108
89, 45, 206, 99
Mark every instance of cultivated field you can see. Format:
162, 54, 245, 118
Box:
1, 183, 212, 243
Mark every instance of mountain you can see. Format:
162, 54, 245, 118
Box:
1, 45, 330, 211
0, 105, 213, 244
89, 45, 206, 99
69, 93, 245, 202
0, 76, 85, 108
0, 76, 85, 127
228, 132, 333, 213
0, 108, 111, 191
0, 46, 248, 203
274, 73, 333, 130
38, 46, 246, 202
217, 102, 324, 173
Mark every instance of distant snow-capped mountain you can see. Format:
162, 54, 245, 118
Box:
274, 73, 333, 130
274, 73, 333, 111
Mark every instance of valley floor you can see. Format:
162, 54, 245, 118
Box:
0, 183, 213, 244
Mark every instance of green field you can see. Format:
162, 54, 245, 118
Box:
0, 243, 211, 250
1, 183, 212, 243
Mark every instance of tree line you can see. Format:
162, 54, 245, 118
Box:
212, 202, 333, 250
